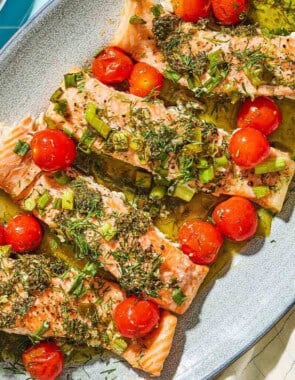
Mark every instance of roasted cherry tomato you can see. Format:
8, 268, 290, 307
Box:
212, 0, 249, 25
0, 225, 6, 246
229, 127, 270, 169
172, 0, 212, 22
237, 96, 282, 136
92, 46, 134, 84
31, 129, 76, 172
114, 296, 160, 339
4, 215, 42, 253
178, 220, 223, 265
23, 341, 64, 380
129, 62, 164, 98
213, 196, 258, 241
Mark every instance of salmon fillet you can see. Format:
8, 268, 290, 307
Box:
0, 117, 208, 315
0, 254, 177, 376
111, 0, 295, 99
46, 74, 294, 212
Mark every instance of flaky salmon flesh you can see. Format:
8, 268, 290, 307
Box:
0, 116, 208, 315
0, 255, 177, 376
112, 0, 295, 99
46, 73, 294, 213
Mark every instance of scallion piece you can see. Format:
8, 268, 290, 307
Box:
98, 222, 117, 241
129, 15, 146, 25
37, 192, 52, 210
112, 131, 130, 151
257, 208, 273, 237
85, 103, 112, 139
23, 197, 36, 211
184, 143, 203, 153
214, 155, 228, 168
163, 70, 182, 83
129, 137, 143, 151
50, 87, 64, 102
53, 99, 68, 116
199, 165, 214, 184
82, 262, 100, 277
62, 189, 74, 210
52, 198, 62, 210
254, 157, 286, 175
150, 4, 164, 17
64, 73, 77, 88
253, 186, 270, 199
149, 185, 166, 200
171, 183, 195, 202
0, 245, 12, 258
78, 128, 96, 154
34, 321, 50, 340
13, 140, 30, 157
196, 158, 208, 168
135, 171, 152, 189
172, 287, 187, 306
111, 338, 128, 354
124, 188, 136, 205
53, 171, 70, 186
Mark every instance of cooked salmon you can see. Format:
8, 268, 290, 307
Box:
46, 74, 294, 212
0, 254, 177, 376
111, 0, 295, 99
0, 117, 208, 315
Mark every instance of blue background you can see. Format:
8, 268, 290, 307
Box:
0, 0, 47, 48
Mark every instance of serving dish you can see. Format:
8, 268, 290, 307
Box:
0, 0, 294, 379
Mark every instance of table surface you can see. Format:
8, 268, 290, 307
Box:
0, 1, 294, 379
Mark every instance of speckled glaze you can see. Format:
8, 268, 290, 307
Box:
0, 1, 294, 379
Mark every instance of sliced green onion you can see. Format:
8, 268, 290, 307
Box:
214, 155, 228, 167
199, 165, 214, 184
52, 198, 62, 210
191, 127, 202, 143
257, 208, 273, 237
13, 140, 30, 157
0, 245, 12, 258
150, 4, 164, 17
98, 222, 117, 241
184, 143, 203, 154
82, 262, 100, 277
135, 171, 152, 189
149, 185, 166, 200
124, 188, 136, 205
37, 191, 52, 210
50, 87, 63, 102
34, 321, 50, 340
53, 171, 70, 186
163, 69, 182, 83
253, 186, 270, 199
112, 131, 130, 151
129, 137, 143, 151
23, 197, 36, 211
254, 157, 286, 175
85, 103, 112, 139
129, 15, 146, 25
53, 99, 68, 117
111, 338, 128, 354
62, 189, 74, 210
44, 116, 57, 129
172, 287, 187, 306
196, 158, 208, 168
171, 183, 195, 202
78, 129, 96, 154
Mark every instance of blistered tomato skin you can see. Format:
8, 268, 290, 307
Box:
237, 97, 282, 136
212, 0, 249, 25
31, 129, 76, 172
229, 127, 270, 169
213, 196, 258, 241
0, 225, 6, 246
173, 0, 212, 22
129, 62, 164, 98
22, 341, 64, 380
114, 296, 160, 339
4, 215, 43, 253
178, 220, 223, 265
92, 47, 134, 84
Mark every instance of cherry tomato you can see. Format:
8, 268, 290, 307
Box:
172, 0, 212, 22
0, 225, 6, 246
213, 196, 258, 241
229, 127, 270, 169
237, 96, 282, 136
31, 130, 76, 172
23, 341, 64, 380
114, 296, 160, 338
4, 215, 42, 253
212, 0, 249, 25
178, 220, 223, 265
92, 47, 134, 84
129, 62, 164, 98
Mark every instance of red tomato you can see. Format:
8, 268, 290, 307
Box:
0, 225, 6, 246
129, 62, 164, 98
212, 0, 249, 25
4, 215, 42, 253
229, 127, 270, 169
172, 0, 212, 22
31, 130, 76, 172
178, 220, 223, 265
114, 296, 160, 338
213, 196, 258, 241
92, 47, 134, 84
23, 341, 64, 380
237, 96, 282, 136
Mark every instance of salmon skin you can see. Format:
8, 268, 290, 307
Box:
0, 254, 177, 376
0, 117, 208, 315
111, 0, 295, 99
46, 74, 294, 212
